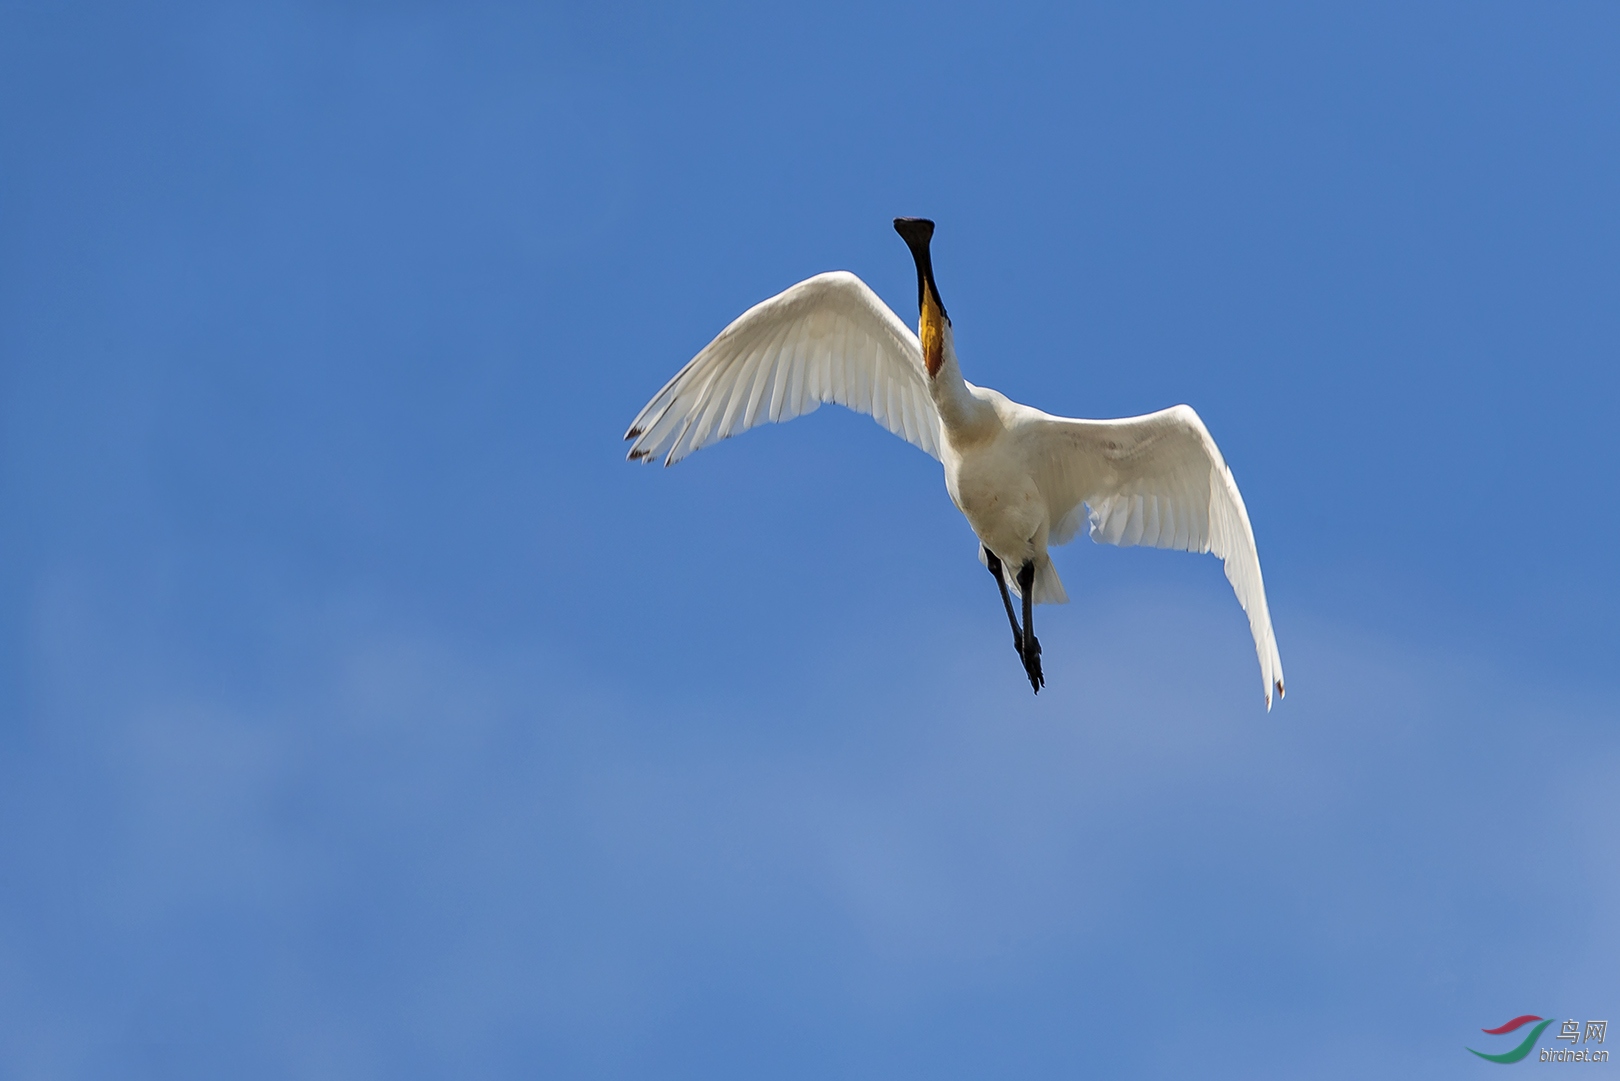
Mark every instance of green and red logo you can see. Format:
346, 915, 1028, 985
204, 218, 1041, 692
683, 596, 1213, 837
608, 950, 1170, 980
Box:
1469, 1016, 1553, 1064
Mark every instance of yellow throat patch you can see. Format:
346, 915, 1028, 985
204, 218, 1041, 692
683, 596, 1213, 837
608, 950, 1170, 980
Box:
919, 287, 946, 378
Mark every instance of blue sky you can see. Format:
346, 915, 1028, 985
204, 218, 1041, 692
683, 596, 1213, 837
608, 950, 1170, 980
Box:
2, 2, 1617, 1077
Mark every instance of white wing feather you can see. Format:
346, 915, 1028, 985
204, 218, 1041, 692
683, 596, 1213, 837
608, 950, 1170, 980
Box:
625, 271, 941, 465
1017, 404, 1285, 709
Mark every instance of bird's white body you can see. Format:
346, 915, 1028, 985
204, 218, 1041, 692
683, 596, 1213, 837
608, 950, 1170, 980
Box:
936, 376, 1066, 603
627, 267, 1285, 707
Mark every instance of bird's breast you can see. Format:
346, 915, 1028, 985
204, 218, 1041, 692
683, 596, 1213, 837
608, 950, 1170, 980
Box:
945, 440, 1048, 555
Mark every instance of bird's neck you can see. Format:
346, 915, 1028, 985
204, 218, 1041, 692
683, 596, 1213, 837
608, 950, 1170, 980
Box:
929, 329, 991, 436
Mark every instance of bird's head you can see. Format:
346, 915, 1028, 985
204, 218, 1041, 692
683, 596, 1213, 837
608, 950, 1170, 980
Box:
894, 217, 949, 378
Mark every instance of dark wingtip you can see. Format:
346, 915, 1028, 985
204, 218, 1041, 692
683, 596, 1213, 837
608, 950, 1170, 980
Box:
624, 428, 642, 441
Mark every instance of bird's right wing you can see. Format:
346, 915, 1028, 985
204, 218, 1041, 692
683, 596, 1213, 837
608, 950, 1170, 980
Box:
625, 271, 942, 465
1017, 404, 1285, 709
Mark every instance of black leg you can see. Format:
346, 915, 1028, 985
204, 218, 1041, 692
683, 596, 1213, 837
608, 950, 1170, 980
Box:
984, 547, 1023, 655
1017, 561, 1044, 693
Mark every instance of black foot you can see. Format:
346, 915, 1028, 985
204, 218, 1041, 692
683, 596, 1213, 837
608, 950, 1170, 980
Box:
1015, 559, 1044, 694
1022, 633, 1044, 693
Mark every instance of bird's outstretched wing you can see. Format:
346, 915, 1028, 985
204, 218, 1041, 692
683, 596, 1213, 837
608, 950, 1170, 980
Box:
625, 271, 941, 466
1016, 404, 1285, 708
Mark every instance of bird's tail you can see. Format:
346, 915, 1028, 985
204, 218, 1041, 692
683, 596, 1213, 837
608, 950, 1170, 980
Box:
979, 549, 1069, 605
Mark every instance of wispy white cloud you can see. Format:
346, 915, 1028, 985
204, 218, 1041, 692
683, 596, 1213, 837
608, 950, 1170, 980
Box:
5, 579, 1611, 1077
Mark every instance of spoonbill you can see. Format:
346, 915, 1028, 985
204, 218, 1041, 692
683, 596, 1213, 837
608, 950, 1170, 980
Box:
625, 218, 1284, 706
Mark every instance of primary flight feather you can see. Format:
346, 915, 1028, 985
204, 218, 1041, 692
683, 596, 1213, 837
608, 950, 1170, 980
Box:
626, 218, 1285, 707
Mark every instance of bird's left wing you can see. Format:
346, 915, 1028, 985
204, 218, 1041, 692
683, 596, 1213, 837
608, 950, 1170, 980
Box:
625, 271, 941, 465
1016, 404, 1285, 708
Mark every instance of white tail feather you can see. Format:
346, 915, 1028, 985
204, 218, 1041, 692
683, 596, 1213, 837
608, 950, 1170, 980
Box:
976, 548, 1069, 605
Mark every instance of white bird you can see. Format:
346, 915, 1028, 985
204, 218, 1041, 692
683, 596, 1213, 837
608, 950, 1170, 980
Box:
626, 218, 1285, 707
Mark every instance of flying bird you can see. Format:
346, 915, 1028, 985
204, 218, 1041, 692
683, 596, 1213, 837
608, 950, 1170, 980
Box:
625, 219, 1285, 707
